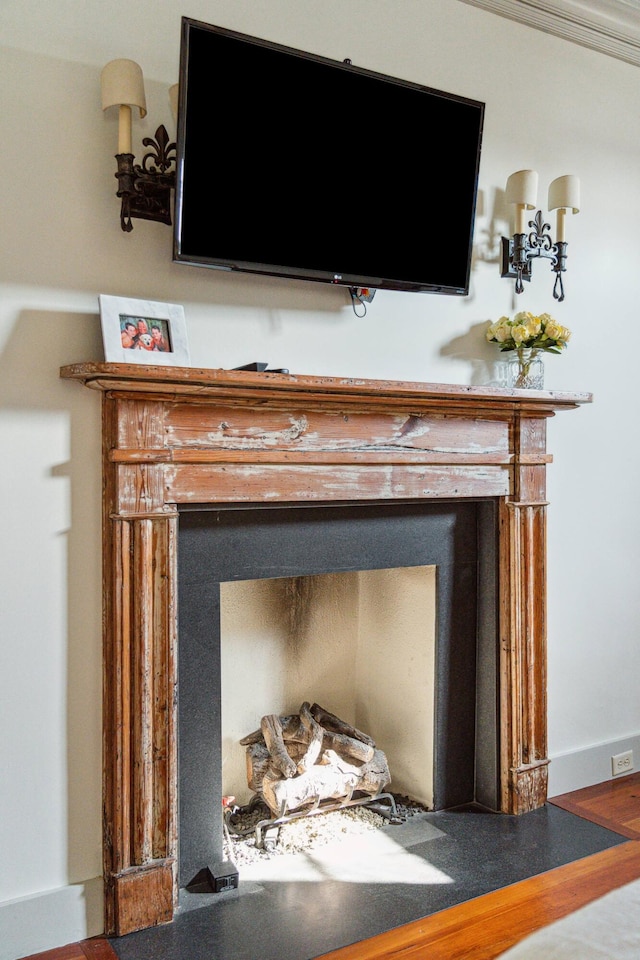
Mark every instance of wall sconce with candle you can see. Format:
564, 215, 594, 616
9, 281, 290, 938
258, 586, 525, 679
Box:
501, 169, 580, 301
101, 59, 177, 232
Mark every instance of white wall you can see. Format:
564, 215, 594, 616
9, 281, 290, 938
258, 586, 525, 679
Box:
1, 1, 639, 956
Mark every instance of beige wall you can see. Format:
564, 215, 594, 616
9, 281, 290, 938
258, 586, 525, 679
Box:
1, 1, 640, 956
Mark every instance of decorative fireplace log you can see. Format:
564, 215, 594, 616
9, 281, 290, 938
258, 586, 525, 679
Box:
309, 702, 376, 749
241, 701, 390, 815
260, 715, 298, 779
262, 748, 391, 816
296, 701, 324, 773
241, 702, 376, 764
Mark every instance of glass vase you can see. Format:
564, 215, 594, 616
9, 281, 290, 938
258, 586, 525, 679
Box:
506, 348, 544, 389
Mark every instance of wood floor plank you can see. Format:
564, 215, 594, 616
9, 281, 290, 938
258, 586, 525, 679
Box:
550, 772, 640, 839
17, 939, 117, 960
17, 948, 88, 960
79, 939, 118, 960
16, 943, 86, 960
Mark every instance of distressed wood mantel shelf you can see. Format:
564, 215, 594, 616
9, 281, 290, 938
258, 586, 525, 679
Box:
60, 362, 591, 937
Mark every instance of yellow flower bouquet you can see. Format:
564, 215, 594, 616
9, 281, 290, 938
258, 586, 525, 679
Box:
486, 312, 572, 388
486, 311, 571, 353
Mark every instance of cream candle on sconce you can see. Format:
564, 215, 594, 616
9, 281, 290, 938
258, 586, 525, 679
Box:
556, 207, 567, 243
117, 104, 133, 154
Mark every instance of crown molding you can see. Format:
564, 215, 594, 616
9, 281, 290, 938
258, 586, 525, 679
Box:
459, 0, 640, 67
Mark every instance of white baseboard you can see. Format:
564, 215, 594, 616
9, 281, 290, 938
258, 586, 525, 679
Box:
548, 734, 640, 798
0, 877, 103, 960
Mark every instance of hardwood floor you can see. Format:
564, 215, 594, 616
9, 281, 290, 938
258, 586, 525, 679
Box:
21, 773, 640, 960
550, 772, 640, 840
19, 942, 115, 960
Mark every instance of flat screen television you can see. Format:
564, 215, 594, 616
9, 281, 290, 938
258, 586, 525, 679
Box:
173, 18, 485, 296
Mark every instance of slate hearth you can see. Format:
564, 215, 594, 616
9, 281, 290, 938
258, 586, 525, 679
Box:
109, 804, 627, 960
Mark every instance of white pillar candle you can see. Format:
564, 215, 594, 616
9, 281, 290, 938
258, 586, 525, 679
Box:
556, 207, 567, 243
118, 104, 133, 155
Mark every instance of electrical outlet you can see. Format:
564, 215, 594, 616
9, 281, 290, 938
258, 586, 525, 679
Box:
612, 750, 634, 776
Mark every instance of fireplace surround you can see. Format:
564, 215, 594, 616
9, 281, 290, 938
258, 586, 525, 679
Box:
178, 497, 493, 890
60, 362, 590, 936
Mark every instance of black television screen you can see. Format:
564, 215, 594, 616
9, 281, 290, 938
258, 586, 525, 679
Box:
174, 18, 485, 296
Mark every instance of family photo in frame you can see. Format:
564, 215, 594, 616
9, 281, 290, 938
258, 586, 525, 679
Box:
98, 294, 190, 366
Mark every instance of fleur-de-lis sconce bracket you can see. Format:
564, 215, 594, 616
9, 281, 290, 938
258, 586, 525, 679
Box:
501, 211, 568, 302
114, 125, 176, 232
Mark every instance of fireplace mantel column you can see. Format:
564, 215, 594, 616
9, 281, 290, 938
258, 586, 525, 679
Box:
500, 414, 549, 813
102, 397, 178, 934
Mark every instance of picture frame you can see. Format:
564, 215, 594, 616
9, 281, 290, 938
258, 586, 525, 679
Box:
98, 295, 190, 366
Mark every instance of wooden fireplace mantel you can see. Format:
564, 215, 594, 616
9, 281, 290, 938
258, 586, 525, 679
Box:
60, 362, 591, 936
